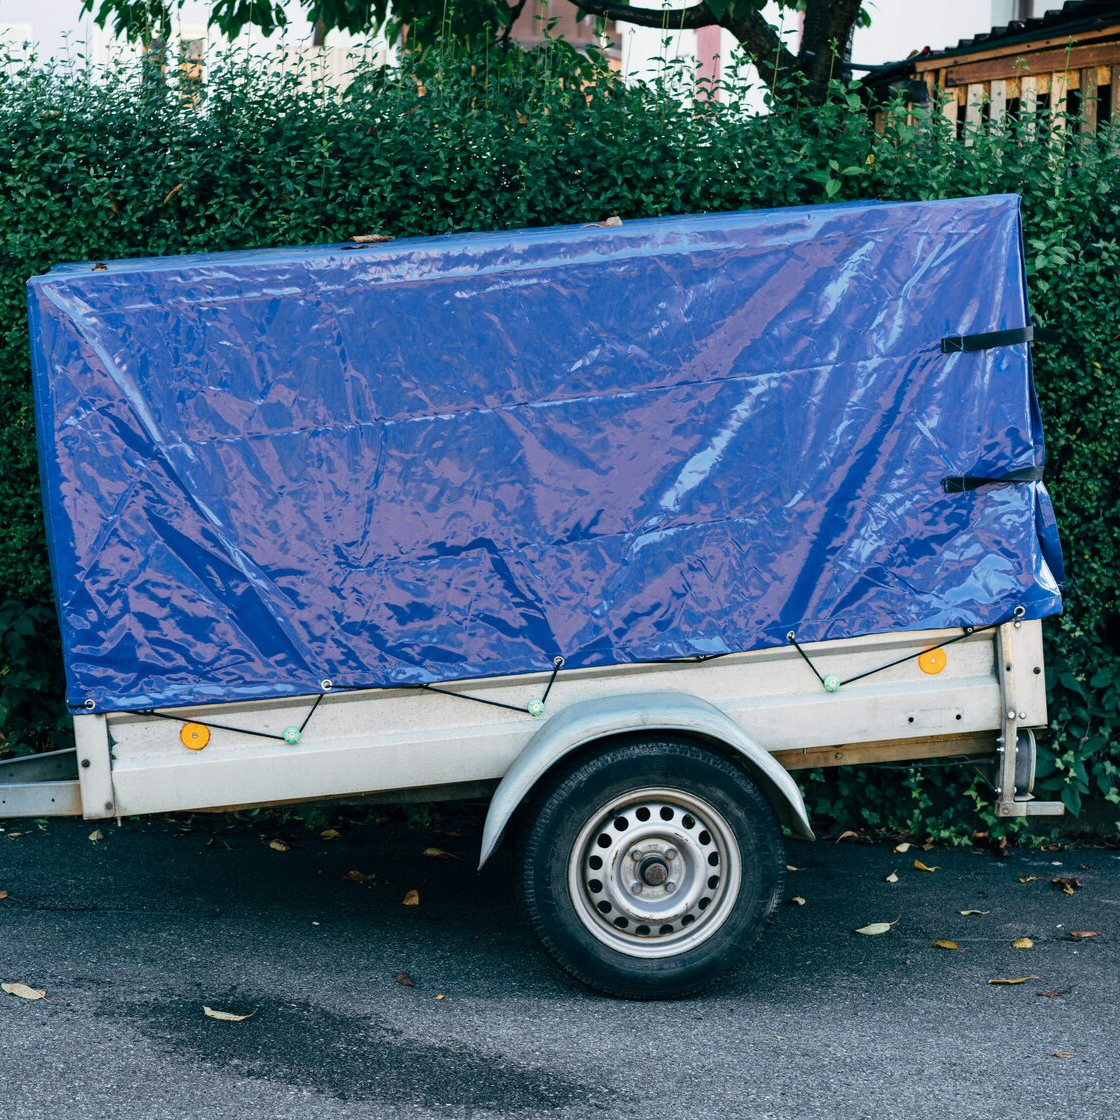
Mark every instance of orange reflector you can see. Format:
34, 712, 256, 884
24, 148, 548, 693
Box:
919, 648, 946, 675
180, 722, 210, 750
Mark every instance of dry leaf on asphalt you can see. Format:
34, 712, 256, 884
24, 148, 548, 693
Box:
320, 829, 340, 839
913, 859, 939, 873
435, 993, 445, 1001
422, 847, 462, 861
0, 890, 8, 900
402, 889, 420, 906
343, 870, 375, 883
1013, 937, 1035, 949
394, 972, 416, 988
960, 909, 989, 916
2, 982, 45, 1001
893, 842, 912, 853
885, 871, 899, 883
88, 830, 104, 843
1068, 931, 1099, 940
855, 916, 900, 936
1052, 877, 1081, 895
268, 840, 289, 852
835, 830, 858, 843
1018, 875, 1043, 883
933, 940, 962, 950
1038, 987, 1072, 998
1050, 1052, 1077, 1059
597, 216, 623, 228
987, 976, 1040, 985
789, 896, 806, 906
203, 1006, 257, 1022
786, 864, 802, 872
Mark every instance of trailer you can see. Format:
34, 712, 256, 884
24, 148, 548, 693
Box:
7, 194, 1065, 997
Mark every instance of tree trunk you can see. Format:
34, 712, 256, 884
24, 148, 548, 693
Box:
799, 0, 863, 103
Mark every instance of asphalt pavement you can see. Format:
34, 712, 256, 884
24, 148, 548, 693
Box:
1, 810, 1118, 1120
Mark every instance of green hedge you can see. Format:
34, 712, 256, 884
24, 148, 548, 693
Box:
2, 45, 1118, 835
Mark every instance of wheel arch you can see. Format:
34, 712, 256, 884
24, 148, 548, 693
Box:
479, 691, 814, 868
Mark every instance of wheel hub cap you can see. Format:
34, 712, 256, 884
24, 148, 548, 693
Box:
567, 787, 743, 959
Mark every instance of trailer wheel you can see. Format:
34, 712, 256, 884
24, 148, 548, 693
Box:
518, 737, 784, 999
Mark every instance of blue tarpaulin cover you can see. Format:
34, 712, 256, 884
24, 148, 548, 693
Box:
29, 195, 1063, 714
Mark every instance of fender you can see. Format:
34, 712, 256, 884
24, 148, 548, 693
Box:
478, 691, 814, 868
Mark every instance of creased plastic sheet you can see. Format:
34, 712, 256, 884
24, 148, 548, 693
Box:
28, 195, 1063, 713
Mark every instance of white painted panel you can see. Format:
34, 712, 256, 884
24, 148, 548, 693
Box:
101, 624, 1049, 816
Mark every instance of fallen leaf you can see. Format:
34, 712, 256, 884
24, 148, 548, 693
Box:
1037, 987, 1072, 998
789, 896, 806, 906
597, 215, 623, 228
1052, 877, 1081, 895
6, 832, 25, 838
435, 993, 445, 1000
855, 918, 898, 936
913, 859, 939, 873
835, 830, 858, 843
206, 837, 235, 850
402, 889, 420, 906
161, 182, 185, 205
786, 864, 802, 872
933, 939, 962, 950
394, 971, 415, 988
351, 232, 394, 243
88, 830, 104, 843
343, 869, 375, 883
0, 890, 8, 900
1050, 1051, 1077, 1059
2, 982, 45, 1001
203, 1006, 257, 1022
1067, 931, 1099, 940
1013, 937, 1035, 949
422, 847, 462, 861
885, 870, 899, 884
268, 840, 289, 852
893, 842, 912, 853
987, 976, 1040, 985
1078, 864, 1098, 872
320, 829, 340, 839
960, 909, 989, 916
1018, 875, 1043, 883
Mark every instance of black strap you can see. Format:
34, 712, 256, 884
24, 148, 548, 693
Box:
941, 325, 1059, 354
942, 465, 1044, 493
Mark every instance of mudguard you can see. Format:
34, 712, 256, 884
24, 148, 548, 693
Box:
479, 691, 813, 867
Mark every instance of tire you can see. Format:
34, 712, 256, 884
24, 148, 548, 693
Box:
518, 736, 785, 999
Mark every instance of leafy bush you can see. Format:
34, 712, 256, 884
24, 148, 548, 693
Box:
1, 43, 1117, 834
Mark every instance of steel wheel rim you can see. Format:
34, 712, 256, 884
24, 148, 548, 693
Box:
567, 786, 742, 959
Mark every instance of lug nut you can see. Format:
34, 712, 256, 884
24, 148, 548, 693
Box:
665, 848, 677, 861
630, 881, 643, 894
664, 881, 676, 894
631, 849, 643, 861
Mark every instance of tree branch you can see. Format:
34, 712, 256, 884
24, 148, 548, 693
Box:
720, 6, 797, 90
499, 0, 530, 45
568, 0, 716, 32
